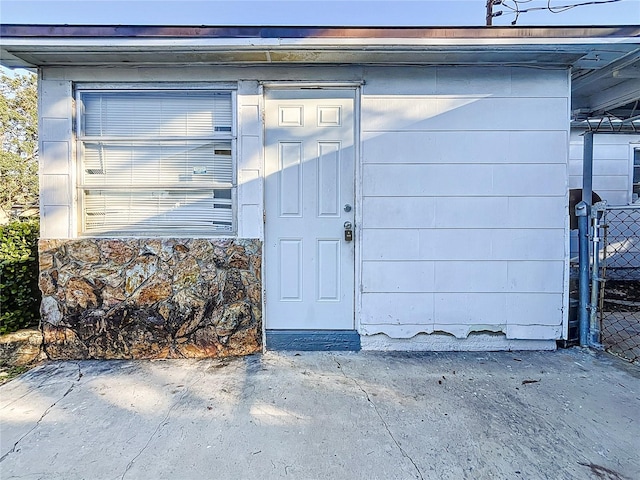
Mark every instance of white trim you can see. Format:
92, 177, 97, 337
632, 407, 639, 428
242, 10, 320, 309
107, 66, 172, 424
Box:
562, 68, 571, 341
75, 82, 238, 91
75, 137, 85, 234
361, 333, 557, 352
354, 86, 363, 337
37, 71, 44, 238
70, 86, 78, 238
3, 37, 639, 48
231, 90, 239, 230
630, 142, 640, 204
259, 82, 267, 353
261, 81, 365, 88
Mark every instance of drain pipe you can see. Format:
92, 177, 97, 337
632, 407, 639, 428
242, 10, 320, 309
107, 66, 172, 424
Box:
576, 201, 590, 346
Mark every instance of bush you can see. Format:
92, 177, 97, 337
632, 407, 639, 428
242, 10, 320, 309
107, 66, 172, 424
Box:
0, 219, 41, 334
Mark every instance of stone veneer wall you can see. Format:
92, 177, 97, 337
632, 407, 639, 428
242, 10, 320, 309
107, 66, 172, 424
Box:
38, 238, 262, 360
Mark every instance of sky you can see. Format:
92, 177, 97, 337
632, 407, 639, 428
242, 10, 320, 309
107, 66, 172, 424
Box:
1, 0, 638, 27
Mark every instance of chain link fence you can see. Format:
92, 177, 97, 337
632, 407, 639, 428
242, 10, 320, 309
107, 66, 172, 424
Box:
595, 205, 640, 363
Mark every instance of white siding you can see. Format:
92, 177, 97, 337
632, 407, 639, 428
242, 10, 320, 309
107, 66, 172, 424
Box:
237, 81, 264, 239
362, 97, 568, 132
39, 78, 73, 238
363, 131, 567, 165
359, 66, 569, 341
361, 228, 566, 264
569, 131, 640, 205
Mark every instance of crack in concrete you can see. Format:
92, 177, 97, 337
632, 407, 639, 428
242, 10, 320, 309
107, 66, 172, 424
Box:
0, 363, 83, 464
120, 370, 205, 480
332, 356, 424, 480
5, 475, 48, 479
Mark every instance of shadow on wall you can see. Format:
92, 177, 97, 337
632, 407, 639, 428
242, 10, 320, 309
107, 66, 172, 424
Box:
568, 188, 601, 230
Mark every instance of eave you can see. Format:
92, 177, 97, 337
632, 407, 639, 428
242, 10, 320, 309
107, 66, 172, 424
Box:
1, 24, 639, 120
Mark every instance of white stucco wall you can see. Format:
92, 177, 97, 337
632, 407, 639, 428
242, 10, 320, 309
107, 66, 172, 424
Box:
38, 64, 570, 349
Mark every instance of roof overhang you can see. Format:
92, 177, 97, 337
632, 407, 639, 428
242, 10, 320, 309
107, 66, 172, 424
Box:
2, 25, 639, 67
1, 25, 639, 123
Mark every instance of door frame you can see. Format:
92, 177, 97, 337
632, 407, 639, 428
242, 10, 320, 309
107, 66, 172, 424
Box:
260, 82, 363, 350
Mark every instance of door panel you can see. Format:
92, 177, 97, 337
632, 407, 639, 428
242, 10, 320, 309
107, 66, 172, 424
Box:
278, 239, 303, 301
318, 142, 341, 216
279, 142, 303, 216
317, 239, 341, 301
265, 89, 356, 330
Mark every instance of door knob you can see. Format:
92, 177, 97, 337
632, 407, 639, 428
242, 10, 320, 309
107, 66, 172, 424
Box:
344, 221, 353, 242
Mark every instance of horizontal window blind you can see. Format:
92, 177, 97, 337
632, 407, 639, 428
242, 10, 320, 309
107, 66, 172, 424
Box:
81, 91, 233, 137
81, 141, 232, 187
83, 189, 233, 234
78, 89, 235, 236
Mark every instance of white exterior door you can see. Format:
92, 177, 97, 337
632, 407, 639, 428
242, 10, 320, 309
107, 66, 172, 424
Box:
265, 89, 356, 330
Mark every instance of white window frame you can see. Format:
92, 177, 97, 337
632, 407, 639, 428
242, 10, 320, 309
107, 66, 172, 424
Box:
632, 144, 640, 204
74, 83, 237, 236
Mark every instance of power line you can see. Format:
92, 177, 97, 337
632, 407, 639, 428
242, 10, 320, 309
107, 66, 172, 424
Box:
486, 0, 623, 26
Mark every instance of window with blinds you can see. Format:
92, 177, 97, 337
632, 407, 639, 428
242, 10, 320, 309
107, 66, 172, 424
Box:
77, 89, 235, 235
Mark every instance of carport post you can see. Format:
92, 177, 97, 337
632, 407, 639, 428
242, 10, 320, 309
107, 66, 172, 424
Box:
582, 131, 594, 208
576, 201, 590, 346
578, 131, 595, 347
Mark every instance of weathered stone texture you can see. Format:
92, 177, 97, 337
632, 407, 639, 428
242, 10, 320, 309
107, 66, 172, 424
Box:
38, 238, 262, 360
0, 329, 46, 368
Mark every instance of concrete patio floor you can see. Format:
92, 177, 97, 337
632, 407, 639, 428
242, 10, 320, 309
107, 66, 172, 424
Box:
1, 348, 639, 480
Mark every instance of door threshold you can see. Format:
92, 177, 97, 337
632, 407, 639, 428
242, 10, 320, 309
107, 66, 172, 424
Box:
266, 330, 361, 351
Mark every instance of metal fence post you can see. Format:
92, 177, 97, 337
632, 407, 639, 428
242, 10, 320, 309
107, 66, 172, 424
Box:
576, 201, 590, 346
589, 202, 605, 347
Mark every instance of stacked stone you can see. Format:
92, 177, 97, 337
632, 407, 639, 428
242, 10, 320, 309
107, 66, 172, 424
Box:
38, 239, 262, 359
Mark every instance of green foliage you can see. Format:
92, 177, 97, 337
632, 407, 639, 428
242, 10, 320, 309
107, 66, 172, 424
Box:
0, 219, 41, 334
0, 71, 38, 218
0, 365, 31, 386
